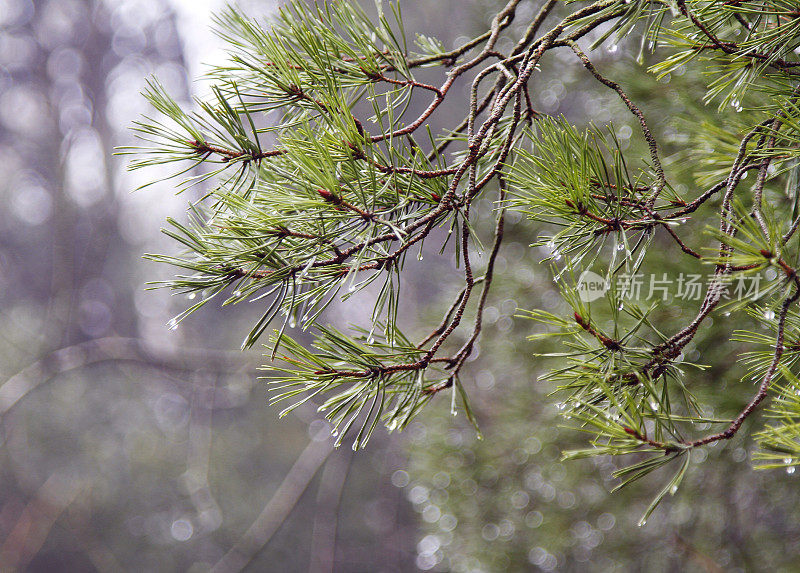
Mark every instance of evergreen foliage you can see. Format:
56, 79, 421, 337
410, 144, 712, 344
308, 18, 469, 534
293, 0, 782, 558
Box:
127, 0, 800, 517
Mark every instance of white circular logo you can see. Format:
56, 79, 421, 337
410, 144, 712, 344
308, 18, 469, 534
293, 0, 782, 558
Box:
577, 270, 608, 302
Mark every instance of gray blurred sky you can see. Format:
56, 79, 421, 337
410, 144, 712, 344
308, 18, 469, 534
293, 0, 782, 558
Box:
171, 0, 281, 83
170, 0, 226, 78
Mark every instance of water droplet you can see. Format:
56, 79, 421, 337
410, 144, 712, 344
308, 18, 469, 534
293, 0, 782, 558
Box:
170, 519, 194, 541
167, 318, 179, 331
187, 293, 196, 300
723, 312, 731, 317
233, 290, 242, 298
289, 319, 296, 328
649, 400, 658, 411
764, 309, 776, 321
670, 485, 678, 494
637, 518, 647, 527
607, 44, 618, 53
784, 457, 792, 465
616, 243, 625, 251
617, 303, 624, 311
787, 466, 796, 475
348, 284, 356, 292
331, 429, 339, 437
556, 403, 565, 411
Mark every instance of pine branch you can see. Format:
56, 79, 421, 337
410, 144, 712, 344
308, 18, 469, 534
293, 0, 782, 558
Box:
128, 0, 800, 520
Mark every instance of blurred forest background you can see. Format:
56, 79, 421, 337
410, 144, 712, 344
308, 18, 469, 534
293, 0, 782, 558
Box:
2, 0, 800, 571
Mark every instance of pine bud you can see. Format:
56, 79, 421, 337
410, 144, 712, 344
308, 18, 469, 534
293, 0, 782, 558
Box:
317, 189, 341, 204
